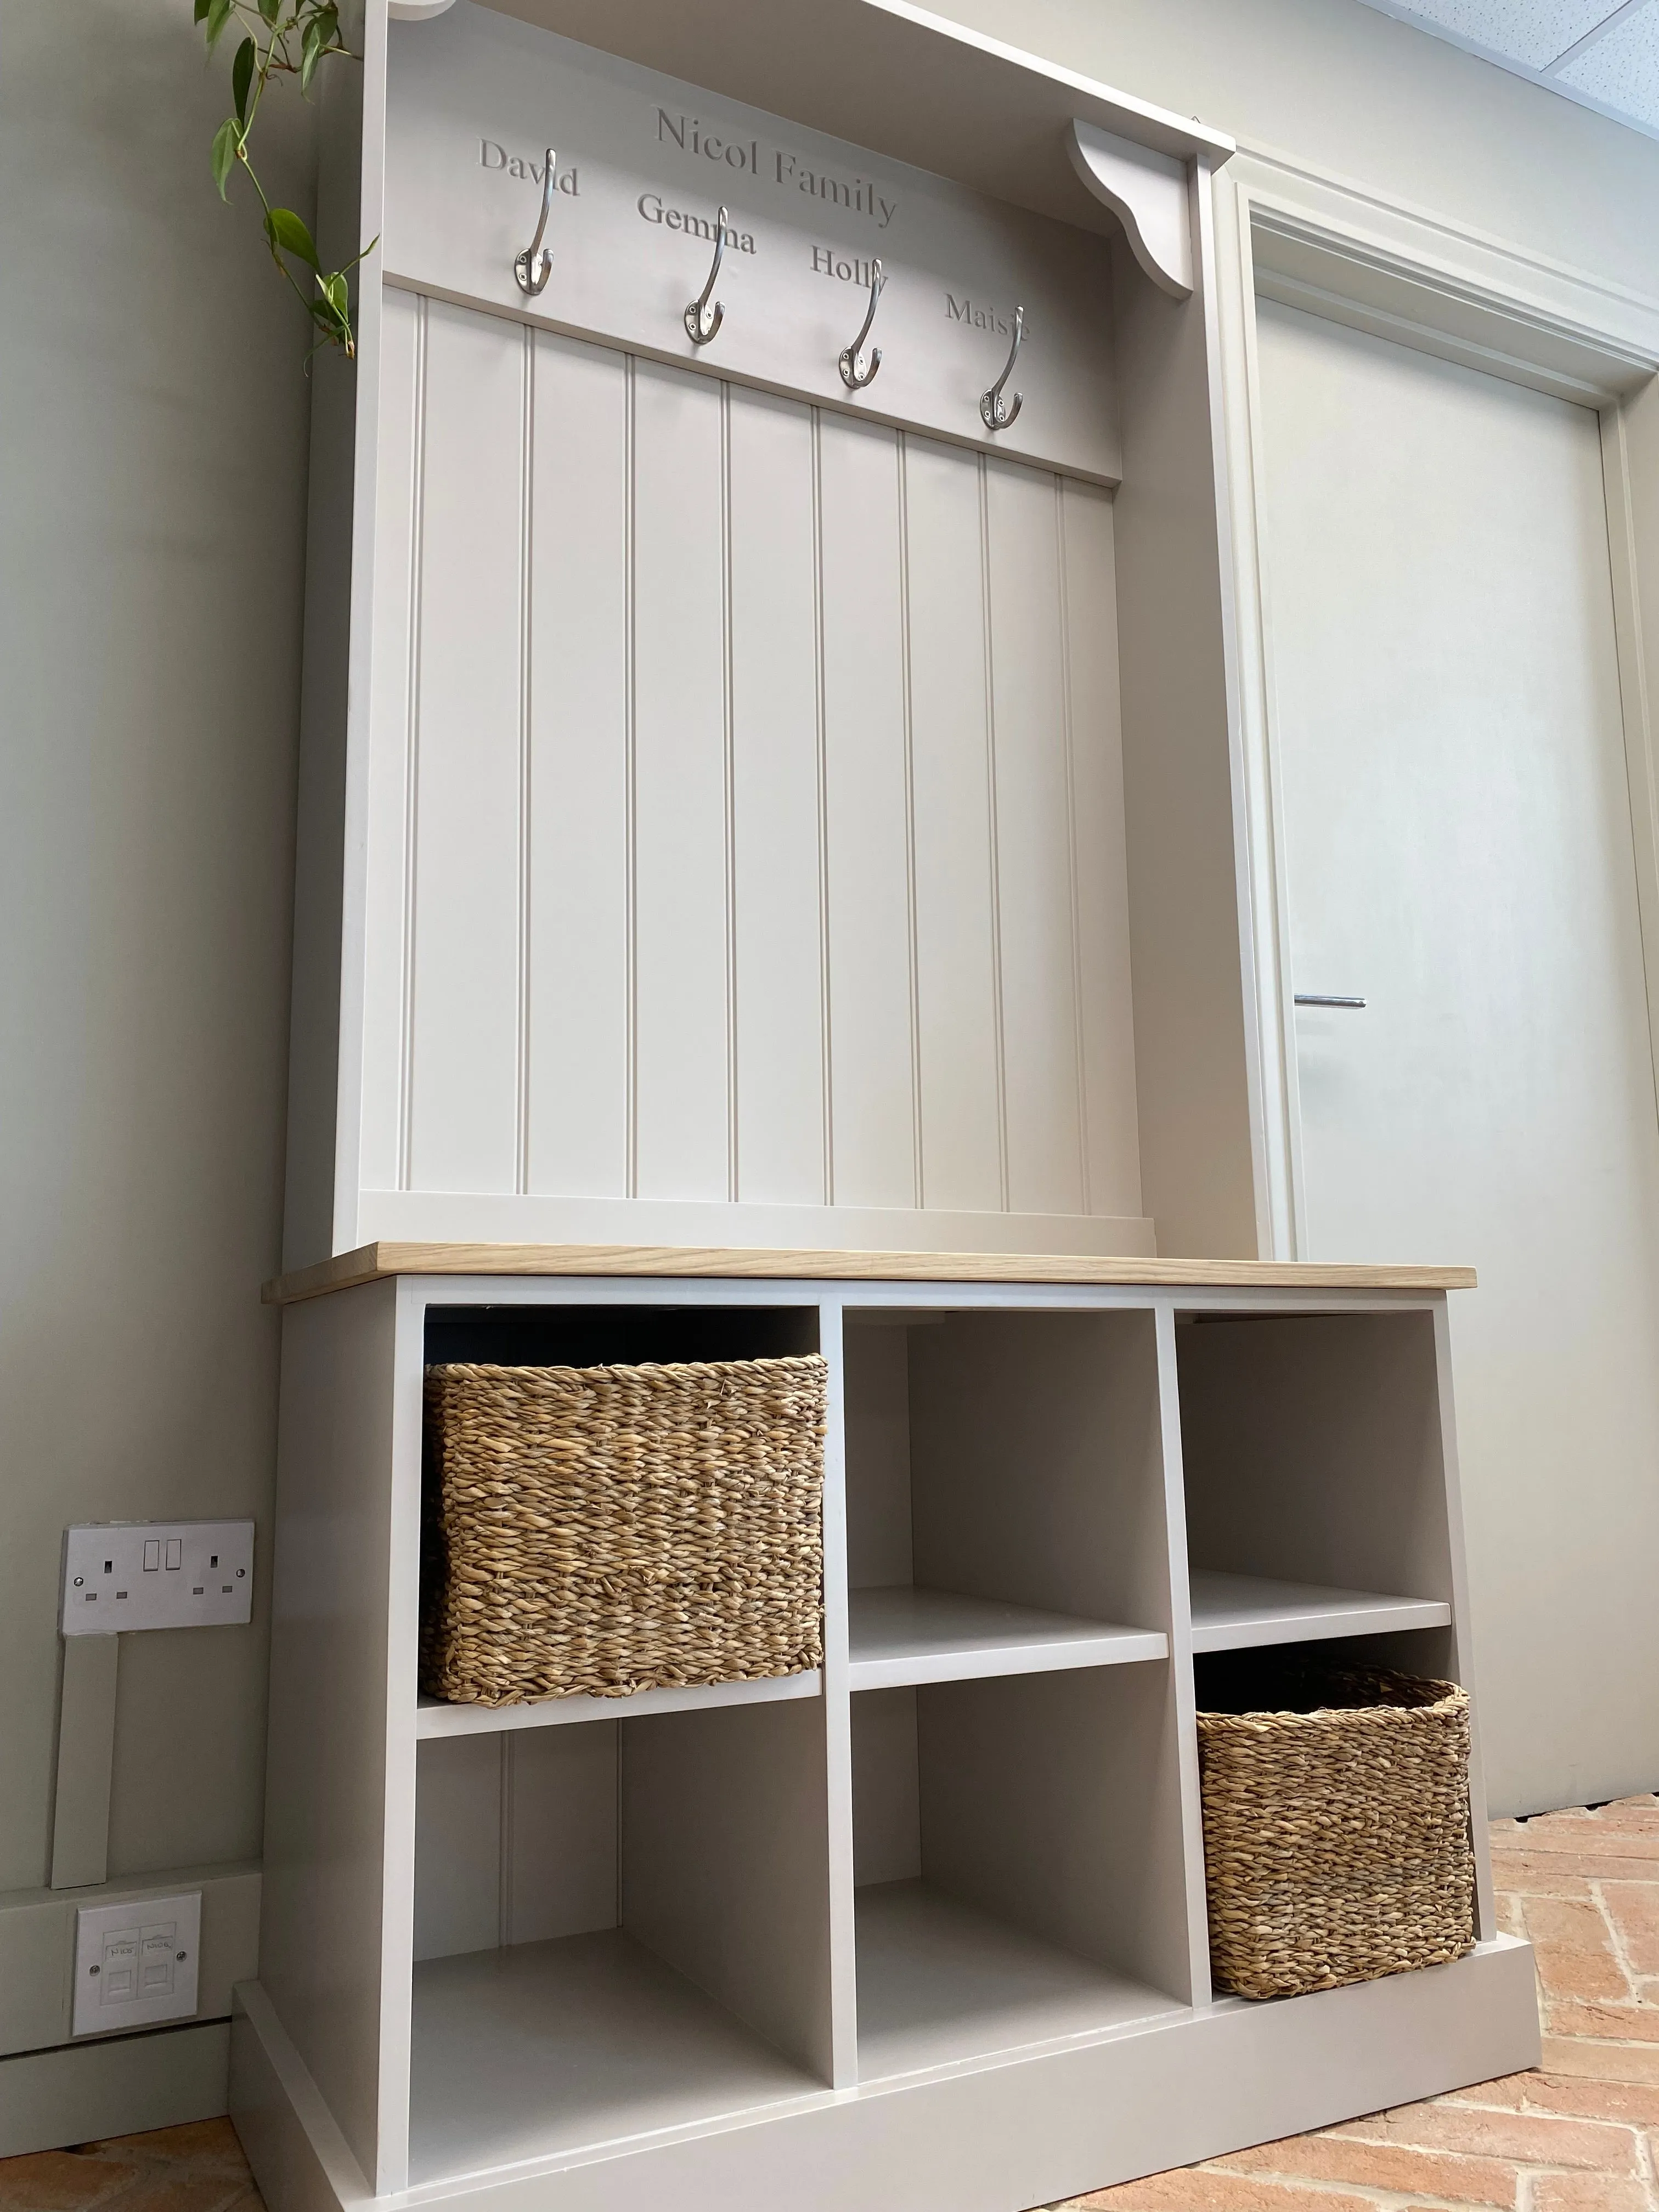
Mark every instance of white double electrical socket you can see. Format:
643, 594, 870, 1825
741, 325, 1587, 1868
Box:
72, 1891, 201, 2036
60, 1521, 255, 1635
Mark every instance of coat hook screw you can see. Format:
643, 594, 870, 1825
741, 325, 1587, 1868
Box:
979, 304, 1025, 431
685, 207, 729, 345
838, 258, 885, 389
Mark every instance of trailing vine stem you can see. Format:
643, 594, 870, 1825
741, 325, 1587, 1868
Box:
195, 0, 377, 359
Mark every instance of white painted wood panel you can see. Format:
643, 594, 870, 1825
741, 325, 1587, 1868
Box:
631, 360, 731, 1200
1062, 479, 1142, 1220
362, 301, 1149, 1252
985, 459, 1086, 1217
729, 390, 827, 1204
525, 332, 631, 1199
902, 436, 1003, 1211
406, 299, 524, 1194
819, 414, 917, 1210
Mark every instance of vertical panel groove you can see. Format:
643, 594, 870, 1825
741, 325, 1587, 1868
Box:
898, 435, 924, 1207
516, 326, 534, 1196
722, 380, 740, 1203
624, 353, 639, 1199
812, 408, 836, 1204
397, 295, 430, 1193
497, 1736, 515, 1948
1056, 475, 1093, 1213
979, 453, 1012, 1212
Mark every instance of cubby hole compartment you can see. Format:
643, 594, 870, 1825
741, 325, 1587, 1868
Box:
1176, 1310, 1455, 1652
418, 1302, 825, 1729
851, 1664, 1191, 2079
408, 1696, 833, 2182
843, 1308, 1171, 1689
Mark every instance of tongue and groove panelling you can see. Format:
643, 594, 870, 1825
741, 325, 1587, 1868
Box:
359, 289, 1142, 1238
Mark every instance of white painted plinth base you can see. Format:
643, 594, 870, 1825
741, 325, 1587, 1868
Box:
232, 1940, 1540, 2212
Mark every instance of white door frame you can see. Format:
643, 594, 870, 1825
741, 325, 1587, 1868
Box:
1209, 142, 1659, 1257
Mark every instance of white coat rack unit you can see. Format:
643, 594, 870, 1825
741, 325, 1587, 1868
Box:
247, 6, 1541, 2211
281, 0, 1268, 1276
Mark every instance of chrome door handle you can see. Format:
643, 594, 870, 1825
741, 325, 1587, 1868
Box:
1294, 993, 1367, 1008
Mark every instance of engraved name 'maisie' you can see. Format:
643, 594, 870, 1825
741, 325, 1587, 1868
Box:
657, 110, 896, 230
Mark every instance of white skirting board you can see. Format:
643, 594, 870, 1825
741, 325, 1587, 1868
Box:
0, 2022, 231, 2160
231, 1941, 1541, 2212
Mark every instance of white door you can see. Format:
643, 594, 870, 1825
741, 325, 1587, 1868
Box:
1256, 299, 1659, 1816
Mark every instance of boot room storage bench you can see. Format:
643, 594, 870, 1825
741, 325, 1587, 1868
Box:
233, 1245, 1539, 2212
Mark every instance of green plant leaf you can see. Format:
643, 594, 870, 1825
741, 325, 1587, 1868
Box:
194, 0, 211, 22
258, 0, 281, 19
205, 0, 235, 51
211, 117, 241, 199
320, 270, 349, 317
299, 21, 321, 92
232, 36, 256, 123
265, 205, 320, 270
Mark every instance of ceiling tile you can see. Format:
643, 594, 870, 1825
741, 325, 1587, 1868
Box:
1556, 0, 1659, 122
1378, 0, 1625, 67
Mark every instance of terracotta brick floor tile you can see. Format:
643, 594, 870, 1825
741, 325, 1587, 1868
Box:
0, 2157, 142, 2212
1602, 1888, 1659, 1978
1539, 2039, 1659, 2087
1213, 2132, 1521, 2202
77, 2129, 248, 2176
1491, 1852, 1598, 1899
83, 2177, 249, 2212
1527, 2177, 1656, 2212
1549, 2004, 1659, 2045
1338, 2106, 1640, 2172
1058, 2174, 1384, 2212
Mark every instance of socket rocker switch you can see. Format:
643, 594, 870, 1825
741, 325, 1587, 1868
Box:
73, 1891, 201, 2035
61, 1521, 255, 1635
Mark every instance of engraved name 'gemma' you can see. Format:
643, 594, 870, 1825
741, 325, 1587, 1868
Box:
657, 109, 897, 230
637, 194, 757, 252
478, 140, 580, 192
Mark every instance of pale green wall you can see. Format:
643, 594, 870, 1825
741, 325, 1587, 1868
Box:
0, 0, 315, 1893
3, 0, 1657, 1903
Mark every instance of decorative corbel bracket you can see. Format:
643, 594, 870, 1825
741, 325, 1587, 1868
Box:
1066, 119, 1193, 300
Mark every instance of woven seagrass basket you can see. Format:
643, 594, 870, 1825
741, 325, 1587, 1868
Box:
421, 1355, 827, 1707
1197, 1660, 1475, 2000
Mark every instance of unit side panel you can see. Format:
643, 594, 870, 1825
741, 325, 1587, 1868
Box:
259, 1280, 402, 2187
281, 10, 377, 1271
1113, 209, 1260, 1260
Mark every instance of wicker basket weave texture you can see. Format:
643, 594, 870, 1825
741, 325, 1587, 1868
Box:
421, 1355, 827, 1707
1197, 1665, 1475, 2001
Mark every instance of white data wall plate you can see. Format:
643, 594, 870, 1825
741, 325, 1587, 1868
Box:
73, 1891, 201, 2036
61, 1520, 255, 1635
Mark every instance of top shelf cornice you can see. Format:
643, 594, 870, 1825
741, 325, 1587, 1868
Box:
263, 1241, 1476, 1305
448, 0, 1235, 237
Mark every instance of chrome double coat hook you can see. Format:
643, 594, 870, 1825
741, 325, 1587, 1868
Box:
980, 304, 1025, 431
685, 207, 728, 345
513, 147, 556, 297
838, 259, 885, 388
